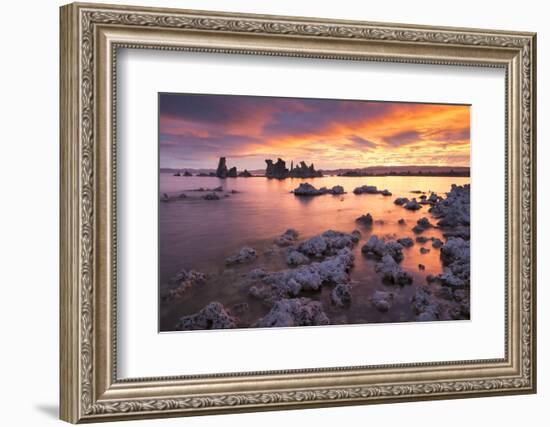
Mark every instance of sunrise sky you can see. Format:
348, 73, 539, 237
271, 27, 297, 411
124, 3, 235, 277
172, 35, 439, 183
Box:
159, 93, 470, 170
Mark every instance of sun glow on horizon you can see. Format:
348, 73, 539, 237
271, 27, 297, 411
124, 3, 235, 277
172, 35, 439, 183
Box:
159, 94, 470, 170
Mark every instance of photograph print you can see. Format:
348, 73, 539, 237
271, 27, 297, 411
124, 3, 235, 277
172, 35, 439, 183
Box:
159, 93, 471, 332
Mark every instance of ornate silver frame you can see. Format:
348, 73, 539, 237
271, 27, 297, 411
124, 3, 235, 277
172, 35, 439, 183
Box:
60, 2, 537, 423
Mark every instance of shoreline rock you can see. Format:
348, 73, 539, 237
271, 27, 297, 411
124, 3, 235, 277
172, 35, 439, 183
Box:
254, 298, 329, 327
225, 247, 258, 265
175, 302, 236, 330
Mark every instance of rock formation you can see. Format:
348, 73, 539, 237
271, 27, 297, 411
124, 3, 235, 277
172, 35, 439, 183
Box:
216, 157, 228, 178
265, 158, 323, 178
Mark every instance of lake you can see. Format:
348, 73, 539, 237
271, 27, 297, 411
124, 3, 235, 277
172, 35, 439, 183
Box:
159, 174, 470, 331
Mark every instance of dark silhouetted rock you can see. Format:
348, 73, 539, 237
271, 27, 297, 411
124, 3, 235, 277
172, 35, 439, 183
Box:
356, 213, 373, 226
397, 237, 414, 247
238, 169, 252, 177
412, 217, 434, 233
380, 189, 392, 196
394, 197, 409, 206
420, 247, 430, 254
202, 193, 220, 200
431, 238, 444, 248
227, 166, 238, 177
184, 171, 192, 176
398, 218, 406, 225
353, 185, 379, 194
404, 198, 422, 210
216, 157, 228, 178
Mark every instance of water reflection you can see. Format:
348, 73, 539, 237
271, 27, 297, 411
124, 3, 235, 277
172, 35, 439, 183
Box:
159, 174, 470, 330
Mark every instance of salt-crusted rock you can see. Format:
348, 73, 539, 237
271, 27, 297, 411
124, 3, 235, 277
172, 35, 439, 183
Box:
404, 198, 422, 210
411, 287, 439, 321
331, 283, 353, 307
397, 237, 414, 247
356, 213, 373, 226
286, 250, 310, 267
375, 254, 413, 285
361, 235, 404, 262
371, 290, 393, 312
298, 229, 360, 257
248, 248, 356, 305
353, 185, 379, 194
437, 238, 470, 288
254, 298, 329, 327
394, 197, 410, 206
274, 229, 299, 247
175, 302, 236, 330
429, 184, 470, 231
293, 183, 344, 196
163, 269, 207, 301
225, 247, 257, 265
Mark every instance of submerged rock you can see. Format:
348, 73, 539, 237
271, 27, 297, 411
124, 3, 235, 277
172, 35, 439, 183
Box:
202, 192, 220, 200
412, 217, 434, 233
361, 235, 404, 262
397, 237, 414, 247
356, 213, 373, 226
331, 283, 353, 307
254, 298, 329, 327
163, 269, 206, 301
404, 198, 422, 211
225, 247, 257, 265
375, 254, 413, 285
274, 229, 299, 247
175, 302, 236, 330
431, 238, 444, 248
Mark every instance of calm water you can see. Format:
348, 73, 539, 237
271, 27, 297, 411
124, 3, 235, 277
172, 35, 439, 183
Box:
159, 174, 470, 330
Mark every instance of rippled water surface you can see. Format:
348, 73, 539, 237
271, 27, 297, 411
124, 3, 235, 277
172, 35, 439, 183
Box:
159, 174, 470, 331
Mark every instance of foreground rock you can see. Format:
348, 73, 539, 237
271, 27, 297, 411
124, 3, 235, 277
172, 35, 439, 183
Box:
175, 302, 236, 330
371, 290, 393, 312
375, 254, 413, 285
293, 183, 345, 196
298, 229, 360, 257
254, 298, 329, 327
163, 269, 206, 301
249, 248, 355, 303
274, 229, 299, 247
361, 235, 404, 262
411, 287, 439, 321
225, 247, 257, 265
437, 237, 470, 288
397, 237, 414, 247
286, 250, 310, 266
331, 283, 353, 306
429, 184, 470, 237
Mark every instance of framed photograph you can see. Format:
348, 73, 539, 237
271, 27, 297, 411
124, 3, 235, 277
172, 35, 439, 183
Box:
60, 2, 537, 423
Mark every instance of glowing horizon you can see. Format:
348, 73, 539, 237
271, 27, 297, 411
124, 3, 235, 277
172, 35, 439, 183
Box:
159, 93, 470, 170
